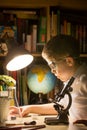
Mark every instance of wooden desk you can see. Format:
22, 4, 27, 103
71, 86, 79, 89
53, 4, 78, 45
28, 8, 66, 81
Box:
5, 115, 87, 130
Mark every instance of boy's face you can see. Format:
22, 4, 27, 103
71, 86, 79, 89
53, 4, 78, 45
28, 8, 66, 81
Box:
47, 57, 75, 82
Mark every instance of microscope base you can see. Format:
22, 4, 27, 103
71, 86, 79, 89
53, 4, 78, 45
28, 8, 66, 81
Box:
44, 115, 69, 125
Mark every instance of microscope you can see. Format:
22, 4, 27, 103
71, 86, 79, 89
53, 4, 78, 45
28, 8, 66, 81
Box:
44, 77, 75, 125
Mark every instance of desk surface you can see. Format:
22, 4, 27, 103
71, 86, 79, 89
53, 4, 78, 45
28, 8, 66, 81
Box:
5, 114, 87, 130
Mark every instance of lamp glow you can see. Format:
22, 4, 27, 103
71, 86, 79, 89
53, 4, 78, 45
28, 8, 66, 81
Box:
6, 54, 33, 71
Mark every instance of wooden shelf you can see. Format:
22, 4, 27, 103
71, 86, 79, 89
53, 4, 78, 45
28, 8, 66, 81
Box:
32, 53, 41, 57
32, 53, 87, 58
0, 0, 87, 11
80, 54, 87, 58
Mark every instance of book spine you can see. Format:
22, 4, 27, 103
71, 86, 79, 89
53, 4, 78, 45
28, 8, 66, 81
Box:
67, 22, 71, 35
32, 24, 37, 52
25, 34, 32, 52
79, 25, 83, 53
83, 25, 86, 53
51, 11, 58, 37
38, 16, 47, 43
63, 19, 67, 35
57, 10, 60, 35
16, 18, 23, 44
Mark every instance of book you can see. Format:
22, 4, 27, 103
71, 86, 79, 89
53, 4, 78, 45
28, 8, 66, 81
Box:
16, 18, 23, 44
63, 19, 67, 35
75, 24, 79, 40
32, 24, 37, 52
57, 10, 60, 35
38, 16, 47, 43
67, 22, 71, 35
78, 25, 83, 53
83, 25, 87, 53
25, 34, 32, 52
51, 11, 58, 37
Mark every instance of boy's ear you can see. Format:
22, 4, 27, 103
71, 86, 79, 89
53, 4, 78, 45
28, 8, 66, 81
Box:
66, 57, 74, 66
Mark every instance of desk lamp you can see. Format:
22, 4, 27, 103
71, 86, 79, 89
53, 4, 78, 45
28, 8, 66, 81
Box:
6, 46, 34, 71
5, 45, 34, 110
0, 46, 34, 126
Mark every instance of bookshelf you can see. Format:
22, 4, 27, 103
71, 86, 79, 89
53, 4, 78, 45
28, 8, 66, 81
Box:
0, 1, 87, 56
0, 1, 87, 105
49, 7, 87, 55
0, 8, 47, 54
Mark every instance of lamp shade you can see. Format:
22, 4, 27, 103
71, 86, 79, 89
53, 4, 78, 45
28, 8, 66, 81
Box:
5, 46, 34, 71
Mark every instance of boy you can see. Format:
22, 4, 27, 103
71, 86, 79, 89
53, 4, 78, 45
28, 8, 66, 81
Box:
10, 35, 87, 124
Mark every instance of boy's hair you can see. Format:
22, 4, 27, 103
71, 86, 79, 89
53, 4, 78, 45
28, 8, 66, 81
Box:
42, 35, 80, 60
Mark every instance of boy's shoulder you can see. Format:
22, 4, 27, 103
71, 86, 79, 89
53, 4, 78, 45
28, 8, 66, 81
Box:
75, 63, 87, 78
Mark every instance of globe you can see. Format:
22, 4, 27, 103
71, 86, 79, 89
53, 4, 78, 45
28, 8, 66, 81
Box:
27, 65, 57, 94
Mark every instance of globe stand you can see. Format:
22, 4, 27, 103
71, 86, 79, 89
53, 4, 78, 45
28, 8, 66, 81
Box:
37, 93, 43, 104
37, 93, 48, 104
